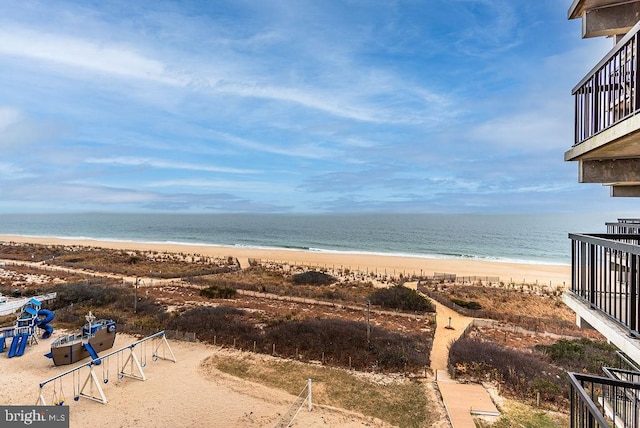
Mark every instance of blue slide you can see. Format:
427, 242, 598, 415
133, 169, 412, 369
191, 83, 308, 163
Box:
36, 309, 55, 339
0, 336, 5, 353
16, 334, 28, 357
7, 335, 22, 358
83, 342, 101, 365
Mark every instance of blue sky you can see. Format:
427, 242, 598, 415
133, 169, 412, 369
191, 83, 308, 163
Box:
0, 0, 636, 214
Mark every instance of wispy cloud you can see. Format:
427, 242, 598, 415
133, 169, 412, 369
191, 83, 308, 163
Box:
0, 27, 183, 86
0, 106, 61, 149
0, 22, 451, 125
0, 162, 34, 180
144, 179, 292, 193
85, 157, 259, 174
449, 0, 522, 57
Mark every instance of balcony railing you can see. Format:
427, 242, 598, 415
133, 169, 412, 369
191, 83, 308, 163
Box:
570, 371, 640, 428
573, 21, 640, 145
569, 233, 640, 337
607, 219, 640, 234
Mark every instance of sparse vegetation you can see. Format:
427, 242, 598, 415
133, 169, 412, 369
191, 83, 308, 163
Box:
188, 266, 375, 305
0, 241, 238, 278
425, 285, 582, 335
206, 353, 433, 428
476, 399, 568, 428
167, 306, 431, 371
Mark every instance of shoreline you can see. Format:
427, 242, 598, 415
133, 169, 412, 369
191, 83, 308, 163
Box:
0, 232, 570, 266
0, 234, 571, 286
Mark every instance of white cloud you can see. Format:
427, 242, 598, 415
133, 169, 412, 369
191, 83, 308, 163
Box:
209, 131, 339, 160
0, 26, 184, 86
0, 106, 61, 149
0, 107, 21, 129
0, 161, 33, 179
144, 179, 291, 193
470, 111, 570, 151
450, 0, 521, 57
85, 157, 259, 174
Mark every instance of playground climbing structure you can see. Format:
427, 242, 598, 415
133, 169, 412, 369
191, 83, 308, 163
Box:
0, 298, 54, 358
45, 311, 116, 366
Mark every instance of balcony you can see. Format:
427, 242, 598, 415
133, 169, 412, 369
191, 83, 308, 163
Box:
567, 232, 640, 334
572, 23, 639, 147
565, 20, 640, 195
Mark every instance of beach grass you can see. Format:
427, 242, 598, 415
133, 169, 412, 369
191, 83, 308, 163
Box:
476, 399, 568, 428
208, 353, 433, 427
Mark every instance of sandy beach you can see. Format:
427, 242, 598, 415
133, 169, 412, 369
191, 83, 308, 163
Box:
0, 235, 571, 287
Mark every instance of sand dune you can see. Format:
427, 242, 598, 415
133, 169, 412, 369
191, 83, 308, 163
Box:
0, 235, 570, 287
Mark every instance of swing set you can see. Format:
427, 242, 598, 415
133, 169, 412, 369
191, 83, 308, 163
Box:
37, 330, 176, 405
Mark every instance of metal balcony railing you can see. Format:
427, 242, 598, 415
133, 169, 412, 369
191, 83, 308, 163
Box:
569, 233, 640, 337
573, 21, 640, 145
607, 219, 640, 234
570, 371, 640, 428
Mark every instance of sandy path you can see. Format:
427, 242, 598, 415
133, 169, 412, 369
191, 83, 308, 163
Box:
0, 334, 386, 427
430, 301, 474, 373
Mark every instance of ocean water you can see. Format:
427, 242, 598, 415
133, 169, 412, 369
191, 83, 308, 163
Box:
0, 212, 623, 265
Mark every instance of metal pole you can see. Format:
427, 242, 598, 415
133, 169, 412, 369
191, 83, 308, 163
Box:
134, 278, 138, 314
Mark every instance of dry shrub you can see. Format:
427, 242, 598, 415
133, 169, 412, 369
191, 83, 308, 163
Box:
47, 282, 163, 330
166, 306, 256, 344
449, 337, 566, 407
535, 338, 617, 374
166, 307, 431, 372
369, 285, 435, 313
265, 318, 430, 371
200, 285, 237, 299
188, 269, 372, 305
291, 270, 337, 285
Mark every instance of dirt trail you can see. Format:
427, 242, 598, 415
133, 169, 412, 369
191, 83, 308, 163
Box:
430, 300, 474, 372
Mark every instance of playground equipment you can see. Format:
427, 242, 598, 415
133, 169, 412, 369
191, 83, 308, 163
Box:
0, 298, 55, 358
37, 331, 176, 405
45, 311, 116, 366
